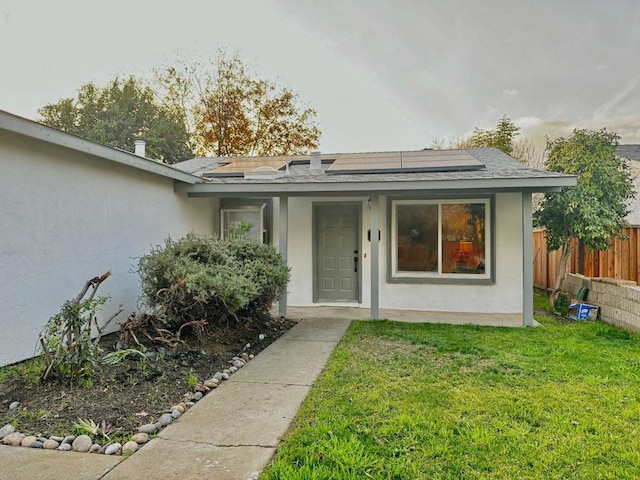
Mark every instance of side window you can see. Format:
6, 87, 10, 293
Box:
221, 204, 266, 242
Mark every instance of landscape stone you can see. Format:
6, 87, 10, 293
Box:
213, 372, 223, 381
30, 441, 43, 448
131, 432, 149, 444
72, 434, 93, 452
105, 442, 122, 455
62, 435, 76, 444
21, 435, 37, 447
43, 439, 60, 449
36, 436, 48, 443
158, 413, 173, 426
8, 401, 20, 410
229, 366, 238, 373
203, 379, 219, 388
170, 404, 185, 413
50, 436, 64, 442
249, 354, 255, 359
138, 423, 158, 434
122, 441, 139, 454
57, 443, 72, 451
171, 409, 181, 419
186, 401, 195, 407
89, 443, 102, 453
223, 369, 230, 374
0, 424, 15, 439
233, 359, 245, 368
2, 432, 25, 446
222, 372, 230, 380
193, 391, 203, 401
241, 353, 250, 362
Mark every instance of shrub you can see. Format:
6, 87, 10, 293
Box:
137, 233, 289, 328
38, 272, 123, 383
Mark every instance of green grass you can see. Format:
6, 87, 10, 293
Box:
262, 297, 640, 479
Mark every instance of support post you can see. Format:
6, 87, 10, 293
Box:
522, 192, 534, 326
370, 195, 380, 320
278, 196, 289, 318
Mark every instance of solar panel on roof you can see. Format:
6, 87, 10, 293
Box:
325, 150, 484, 174
204, 156, 303, 177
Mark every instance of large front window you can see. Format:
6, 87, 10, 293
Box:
391, 198, 491, 280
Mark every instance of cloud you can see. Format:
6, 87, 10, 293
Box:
592, 77, 640, 122
502, 89, 519, 98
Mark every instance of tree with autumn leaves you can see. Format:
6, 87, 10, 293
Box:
38, 51, 320, 163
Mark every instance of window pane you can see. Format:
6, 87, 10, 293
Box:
224, 210, 262, 241
397, 205, 438, 272
442, 203, 485, 274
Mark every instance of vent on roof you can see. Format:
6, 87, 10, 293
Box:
134, 140, 146, 157
310, 151, 322, 174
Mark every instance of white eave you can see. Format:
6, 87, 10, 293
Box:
174, 175, 577, 197
0, 110, 201, 185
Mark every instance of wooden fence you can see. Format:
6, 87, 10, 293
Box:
533, 227, 640, 291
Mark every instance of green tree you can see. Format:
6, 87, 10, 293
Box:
155, 51, 320, 157
534, 129, 635, 305
458, 115, 520, 155
38, 77, 193, 163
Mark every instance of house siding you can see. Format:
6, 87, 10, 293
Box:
0, 132, 214, 365
281, 192, 524, 314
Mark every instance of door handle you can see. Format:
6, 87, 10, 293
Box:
354, 255, 358, 273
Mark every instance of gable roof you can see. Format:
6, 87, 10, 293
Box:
617, 145, 640, 162
0, 110, 201, 184
173, 148, 576, 197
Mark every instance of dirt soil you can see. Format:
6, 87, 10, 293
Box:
0, 316, 294, 442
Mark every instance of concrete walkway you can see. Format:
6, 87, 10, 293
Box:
0, 317, 351, 480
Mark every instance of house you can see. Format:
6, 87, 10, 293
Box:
615, 145, 640, 225
0, 110, 576, 365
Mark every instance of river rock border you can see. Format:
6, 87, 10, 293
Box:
0, 352, 254, 456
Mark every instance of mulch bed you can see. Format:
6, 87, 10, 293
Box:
0, 316, 294, 443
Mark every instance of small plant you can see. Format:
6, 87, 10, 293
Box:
553, 292, 571, 318
186, 372, 199, 390
102, 348, 147, 366
38, 272, 123, 382
73, 418, 114, 441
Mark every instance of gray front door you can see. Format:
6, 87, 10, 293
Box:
314, 204, 360, 302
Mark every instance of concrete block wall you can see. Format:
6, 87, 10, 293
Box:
567, 273, 640, 332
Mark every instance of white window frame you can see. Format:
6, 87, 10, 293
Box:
221, 204, 267, 243
390, 198, 492, 281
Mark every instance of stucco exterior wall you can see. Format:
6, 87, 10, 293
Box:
284, 192, 524, 314
0, 132, 214, 365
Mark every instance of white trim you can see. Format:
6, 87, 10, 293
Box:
177, 176, 575, 196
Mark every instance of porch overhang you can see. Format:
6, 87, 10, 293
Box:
174, 176, 575, 197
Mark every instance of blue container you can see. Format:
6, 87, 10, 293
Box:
574, 304, 598, 321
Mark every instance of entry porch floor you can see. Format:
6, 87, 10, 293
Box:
283, 306, 539, 327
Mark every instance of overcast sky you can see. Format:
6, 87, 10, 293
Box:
1, 0, 639, 153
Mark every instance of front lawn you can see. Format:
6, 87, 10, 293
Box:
262, 296, 640, 479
